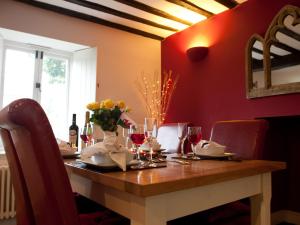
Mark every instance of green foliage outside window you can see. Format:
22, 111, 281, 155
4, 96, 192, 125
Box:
43, 58, 66, 84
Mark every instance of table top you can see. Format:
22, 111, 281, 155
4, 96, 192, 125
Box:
65, 156, 285, 197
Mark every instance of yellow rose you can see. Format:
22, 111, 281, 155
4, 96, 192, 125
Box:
100, 101, 105, 109
103, 99, 114, 109
87, 102, 100, 111
117, 100, 126, 109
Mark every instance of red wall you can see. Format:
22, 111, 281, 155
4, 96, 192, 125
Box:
162, 0, 300, 139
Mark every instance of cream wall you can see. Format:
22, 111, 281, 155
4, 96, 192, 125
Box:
0, 0, 161, 124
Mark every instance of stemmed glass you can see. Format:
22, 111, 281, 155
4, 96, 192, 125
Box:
177, 123, 187, 158
87, 124, 93, 145
187, 126, 202, 160
122, 127, 130, 149
129, 124, 145, 165
80, 128, 88, 150
144, 118, 158, 166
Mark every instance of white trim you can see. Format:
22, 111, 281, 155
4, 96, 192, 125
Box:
272, 210, 300, 225
4, 40, 72, 58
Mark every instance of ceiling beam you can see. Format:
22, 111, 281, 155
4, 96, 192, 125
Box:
214, 0, 238, 9
17, 0, 164, 41
277, 27, 300, 42
273, 42, 300, 54
252, 47, 280, 58
64, 0, 178, 32
166, 0, 214, 18
113, 0, 193, 26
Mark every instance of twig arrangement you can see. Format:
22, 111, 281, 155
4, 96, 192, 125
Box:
135, 70, 178, 125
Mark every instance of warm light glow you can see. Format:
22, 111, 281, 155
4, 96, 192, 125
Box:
137, 0, 207, 24
188, 37, 210, 49
154, 17, 189, 31
188, 0, 229, 14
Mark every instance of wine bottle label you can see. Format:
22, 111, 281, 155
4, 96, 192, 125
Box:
69, 130, 77, 147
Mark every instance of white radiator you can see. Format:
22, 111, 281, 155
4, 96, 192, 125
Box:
0, 166, 15, 219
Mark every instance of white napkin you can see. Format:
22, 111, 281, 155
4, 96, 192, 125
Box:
195, 140, 226, 156
139, 138, 161, 151
81, 132, 131, 171
57, 138, 77, 155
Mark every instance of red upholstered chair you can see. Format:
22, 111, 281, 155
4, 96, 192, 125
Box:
157, 122, 190, 153
206, 119, 268, 225
210, 120, 268, 159
168, 119, 268, 225
0, 98, 129, 225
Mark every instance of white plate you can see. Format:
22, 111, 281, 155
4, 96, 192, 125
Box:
77, 158, 118, 169
62, 153, 80, 159
60, 150, 78, 156
196, 152, 235, 158
77, 154, 135, 169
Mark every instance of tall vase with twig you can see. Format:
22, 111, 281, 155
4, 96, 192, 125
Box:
135, 70, 178, 125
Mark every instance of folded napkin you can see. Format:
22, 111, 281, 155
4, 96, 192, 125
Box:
57, 138, 77, 155
195, 140, 226, 156
81, 132, 132, 171
139, 138, 161, 151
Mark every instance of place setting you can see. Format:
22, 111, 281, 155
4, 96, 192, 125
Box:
173, 125, 237, 161
66, 99, 170, 172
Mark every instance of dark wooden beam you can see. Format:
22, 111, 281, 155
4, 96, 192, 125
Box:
17, 0, 164, 41
64, 0, 178, 32
252, 47, 280, 58
271, 53, 300, 71
166, 0, 213, 18
273, 42, 300, 54
278, 27, 300, 42
214, 0, 238, 9
113, 0, 193, 26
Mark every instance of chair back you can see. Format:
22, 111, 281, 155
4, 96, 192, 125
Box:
0, 129, 35, 225
157, 123, 190, 153
0, 99, 80, 225
210, 120, 268, 159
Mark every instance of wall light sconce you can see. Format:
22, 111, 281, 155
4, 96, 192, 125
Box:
186, 46, 209, 62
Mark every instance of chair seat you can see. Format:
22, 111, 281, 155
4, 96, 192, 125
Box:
205, 201, 250, 224
168, 201, 249, 225
79, 211, 129, 225
75, 193, 130, 225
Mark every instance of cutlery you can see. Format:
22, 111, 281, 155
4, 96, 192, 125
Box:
167, 159, 191, 165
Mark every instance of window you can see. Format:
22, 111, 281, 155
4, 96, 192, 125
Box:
0, 41, 71, 152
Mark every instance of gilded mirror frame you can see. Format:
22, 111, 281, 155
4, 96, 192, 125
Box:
246, 5, 300, 98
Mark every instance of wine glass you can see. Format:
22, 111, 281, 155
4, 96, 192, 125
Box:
122, 127, 132, 149
144, 118, 158, 166
187, 126, 202, 160
129, 124, 145, 165
80, 127, 89, 150
87, 123, 93, 146
177, 123, 187, 158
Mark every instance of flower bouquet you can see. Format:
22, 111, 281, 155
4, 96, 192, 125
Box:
83, 99, 135, 171
86, 99, 132, 132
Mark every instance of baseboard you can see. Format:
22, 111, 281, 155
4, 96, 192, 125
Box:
272, 210, 300, 225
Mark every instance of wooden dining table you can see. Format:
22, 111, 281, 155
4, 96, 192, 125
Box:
65, 155, 285, 225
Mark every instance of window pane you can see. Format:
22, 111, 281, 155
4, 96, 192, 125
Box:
41, 55, 69, 140
3, 48, 35, 107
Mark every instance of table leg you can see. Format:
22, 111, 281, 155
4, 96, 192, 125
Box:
130, 195, 167, 225
250, 173, 271, 225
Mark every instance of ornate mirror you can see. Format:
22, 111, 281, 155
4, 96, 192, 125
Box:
246, 5, 300, 98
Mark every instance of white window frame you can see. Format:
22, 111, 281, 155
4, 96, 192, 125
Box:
0, 40, 72, 153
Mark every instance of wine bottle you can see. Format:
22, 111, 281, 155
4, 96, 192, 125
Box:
69, 114, 79, 148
